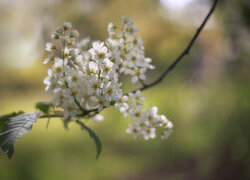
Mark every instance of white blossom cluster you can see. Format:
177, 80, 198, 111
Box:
43, 17, 173, 140
115, 90, 173, 140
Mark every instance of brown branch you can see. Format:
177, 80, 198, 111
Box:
136, 0, 218, 92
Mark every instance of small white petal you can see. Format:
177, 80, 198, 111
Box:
93, 114, 104, 122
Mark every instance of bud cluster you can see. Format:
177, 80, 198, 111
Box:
44, 17, 173, 139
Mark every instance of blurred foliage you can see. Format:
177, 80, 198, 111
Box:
0, 0, 249, 179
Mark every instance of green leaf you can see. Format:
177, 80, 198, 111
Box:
0, 111, 24, 132
35, 102, 52, 114
0, 112, 41, 159
76, 120, 102, 159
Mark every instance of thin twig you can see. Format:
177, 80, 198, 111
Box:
136, 0, 218, 92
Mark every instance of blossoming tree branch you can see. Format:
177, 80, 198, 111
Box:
0, 0, 218, 159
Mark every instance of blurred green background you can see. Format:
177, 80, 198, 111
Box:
0, 0, 249, 179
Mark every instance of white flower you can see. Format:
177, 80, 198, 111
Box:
96, 95, 110, 112
68, 70, 83, 87
68, 38, 75, 46
90, 41, 109, 62
114, 95, 128, 108
159, 115, 173, 129
70, 48, 80, 58
120, 60, 134, 75
161, 130, 172, 140
124, 22, 138, 38
43, 54, 54, 64
126, 123, 141, 139
56, 27, 63, 34
132, 37, 144, 49
136, 57, 155, 69
110, 53, 122, 67
120, 16, 133, 24
44, 69, 59, 93
125, 51, 139, 68
64, 47, 70, 58
106, 39, 124, 53
166, 121, 173, 129
52, 58, 64, 74
93, 114, 104, 122
62, 102, 77, 118
101, 58, 114, 76
77, 37, 90, 51
60, 35, 70, 45
63, 21, 72, 30
87, 76, 102, 96
107, 23, 116, 34
119, 102, 130, 118
131, 67, 146, 84
75, 54, 84, 67
130, 105, 143, 122
129, 90, 145, 103
87, 61, 98, 74
51, 32, 60, 40
103, 81, 119, 101
45, 42, 56, 52
70, 30, 79, 38
142, 127, 156, 140
144, 106, 159, 127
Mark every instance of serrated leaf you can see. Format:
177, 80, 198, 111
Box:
35, 102, 52, 114
76, 120, 102, 159
0, 111, 24, 132
0, 112, 41, 159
